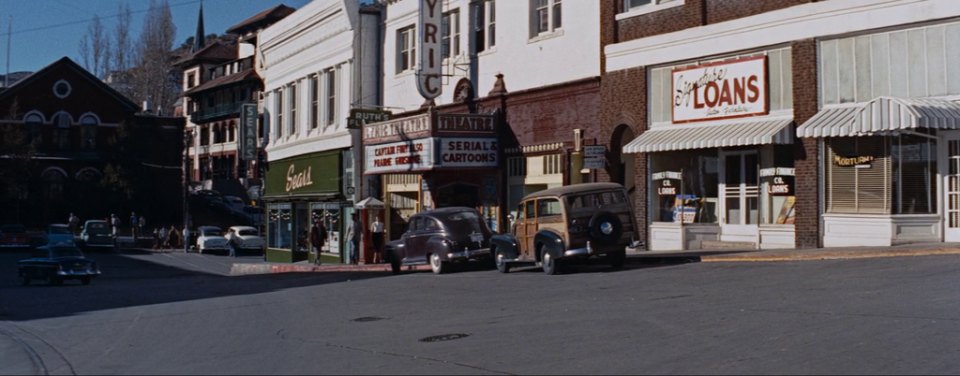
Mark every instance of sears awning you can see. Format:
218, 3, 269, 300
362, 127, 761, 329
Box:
797, 97, 960, 138
622, 117, 794, 154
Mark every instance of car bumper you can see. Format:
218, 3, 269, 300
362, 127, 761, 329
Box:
564, 241, 624, 258
0, 244, 30, 248
447, 248, 491, 261
57, 270, 100, 277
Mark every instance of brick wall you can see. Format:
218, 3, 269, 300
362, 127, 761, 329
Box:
503, 78, 601, 151
600, 66, 648, 248
791, 39, 821, 248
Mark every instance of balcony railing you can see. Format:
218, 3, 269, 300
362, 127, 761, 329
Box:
190, 102, 248, 123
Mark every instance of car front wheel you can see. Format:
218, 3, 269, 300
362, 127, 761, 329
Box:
542, 249, 561, 275
495, 248, 510, 274
430, 253, 447, 274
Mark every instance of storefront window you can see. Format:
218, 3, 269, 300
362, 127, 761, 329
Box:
826, 134, 936, 214
762, 145, 796, 224
650, 150, 719, 223
267, 204, 292, 248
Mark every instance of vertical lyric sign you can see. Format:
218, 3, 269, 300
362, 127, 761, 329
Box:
417, 0, 442, 100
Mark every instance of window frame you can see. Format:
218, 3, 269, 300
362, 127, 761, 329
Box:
324, 69, 337, 126
309, 75, 319, 130
397, 25, 417, 74
529, 0, 561, 39
442, 9, 461, 60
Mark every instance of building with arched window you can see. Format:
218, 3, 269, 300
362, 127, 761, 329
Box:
0, 57, 185, 228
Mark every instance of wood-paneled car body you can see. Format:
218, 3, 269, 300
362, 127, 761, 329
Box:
386, 207, 494, 274
490, 183, 639, 275
18, 245, 101, 285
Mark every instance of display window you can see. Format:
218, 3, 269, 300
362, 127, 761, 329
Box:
650, 150, 719, 223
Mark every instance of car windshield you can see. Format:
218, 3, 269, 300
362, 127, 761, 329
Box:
49, 226, 71, 234
50, 247, 84, 258
441, 211, 485, 235
86, 222, 110, 234
203, 229, 223, 236
237, 229, 258, 236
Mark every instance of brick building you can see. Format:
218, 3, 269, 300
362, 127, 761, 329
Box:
602, 0, 960, 250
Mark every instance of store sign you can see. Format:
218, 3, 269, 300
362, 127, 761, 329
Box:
583, 145, 606, 170
833, 155, 875, 167
240, 104, 258, 161
417, 0, 442, 100
439, 138, 498, 167
760, 167, 795, 196
365, 138, 435, 174
347, 108, 392, 130
657, 179, 678, 196
263, 151, 340, 197
437, 114, 496, 135
672, 55, 768, 123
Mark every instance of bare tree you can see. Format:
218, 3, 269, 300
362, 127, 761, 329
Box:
78, 15, 111, 78
113, 2, 133, 74
132, 0, 180, 114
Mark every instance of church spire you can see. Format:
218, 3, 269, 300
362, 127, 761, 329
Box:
192, 2, 205, 53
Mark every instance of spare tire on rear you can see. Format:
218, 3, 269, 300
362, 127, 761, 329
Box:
588, 211, 622, 246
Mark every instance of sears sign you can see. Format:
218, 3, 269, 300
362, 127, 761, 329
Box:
672, 55, 768, 123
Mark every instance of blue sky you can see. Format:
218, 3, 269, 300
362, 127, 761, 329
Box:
0, 0, 311, 74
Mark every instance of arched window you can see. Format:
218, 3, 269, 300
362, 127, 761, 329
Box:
80, 114, 99, 149
41, 168, 66, 200
75, 167, 102, 183
24, 112, 43, 144
52, 112, 72, 149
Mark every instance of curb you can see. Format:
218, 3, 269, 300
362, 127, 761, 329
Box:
229, 263, 432, 275
700, 248, 960, 262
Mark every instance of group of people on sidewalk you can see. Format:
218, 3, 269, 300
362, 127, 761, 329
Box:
308, 213, 384, 266
152, 225, 189, 250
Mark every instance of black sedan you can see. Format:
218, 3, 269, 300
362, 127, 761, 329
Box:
386, 207, 494, 275
18, 245, 101, 286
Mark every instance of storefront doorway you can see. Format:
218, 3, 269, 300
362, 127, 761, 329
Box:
944, 132, 960, 242
720, 150, 760, 244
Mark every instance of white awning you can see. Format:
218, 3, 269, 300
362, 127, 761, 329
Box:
622, 117, 794, 154
797, 97, 960, 138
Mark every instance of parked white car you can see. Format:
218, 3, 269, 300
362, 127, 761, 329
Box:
224, 226, 266, 256
196, 226, 229, 255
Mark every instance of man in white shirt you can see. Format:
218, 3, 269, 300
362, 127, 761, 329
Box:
371, 216, 385, 264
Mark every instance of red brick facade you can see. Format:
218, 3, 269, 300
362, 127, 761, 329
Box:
791, 39, 820, 248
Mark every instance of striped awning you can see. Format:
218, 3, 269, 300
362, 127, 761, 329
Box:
797, 97, 960, 138
622, 117, 794, 154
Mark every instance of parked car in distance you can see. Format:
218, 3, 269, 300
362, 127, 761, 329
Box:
490, 182, 639, 275
79, 220, 114, 250
0, 224, 31, 250
223, 195, 246, 213
44, 224, 76, 246
224, 225, 266, 256
18, 244, 100, 285
386, 207, 494, 275
196, 226, 230, 255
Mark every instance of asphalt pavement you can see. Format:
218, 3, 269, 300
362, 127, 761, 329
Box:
4, 240, 960, 375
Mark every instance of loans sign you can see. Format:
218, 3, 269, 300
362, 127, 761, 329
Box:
417, 0, 442, 100
672, 55, 768, 123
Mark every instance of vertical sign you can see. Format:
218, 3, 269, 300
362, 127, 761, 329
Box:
417, 0, 442, 100
240, 104, 258, 161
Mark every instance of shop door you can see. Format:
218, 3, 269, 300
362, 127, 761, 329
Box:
944, 133, 960, 241
719, 151, 760, 244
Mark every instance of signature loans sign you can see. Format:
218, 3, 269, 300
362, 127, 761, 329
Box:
672, 55, 768, 123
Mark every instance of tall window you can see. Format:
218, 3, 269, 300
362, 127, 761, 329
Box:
325, 69, 337, 126
530, 0, 561, 38
80, 115, 97, 149
24, 113, 43, 145
309, 75, 319, 130
397, 26, 416, 73
442, 9, 460, 60
275, 89, 284, 138
474, 0, 496, 52
289, 83, 298, 136
52, 112, 71, 149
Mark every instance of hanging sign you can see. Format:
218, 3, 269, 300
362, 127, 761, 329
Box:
240, 104, 258, 161
417, 0, 442, 100
672, 55, 768, 123
833, 155, 875, 167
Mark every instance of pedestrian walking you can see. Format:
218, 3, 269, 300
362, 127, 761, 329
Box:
371, 215, 384, 264
310, 219, 327, 265
153, 227, 161, 249
110, 214, 119, 237
130, 212, 138, 239
168, 226, 181, 250
138, 216, 146, 237
159, 226, 169, 249
68, 212, 80, 235
183, 226, 191, 252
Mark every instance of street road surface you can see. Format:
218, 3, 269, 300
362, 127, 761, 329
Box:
1, 250, 958, 374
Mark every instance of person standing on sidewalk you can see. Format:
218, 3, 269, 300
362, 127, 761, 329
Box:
130, 212, 138, 239
68, 213, 79, 235
346, 213, 361, 264
371, 215, 384, 264
159, 226, 169, 249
